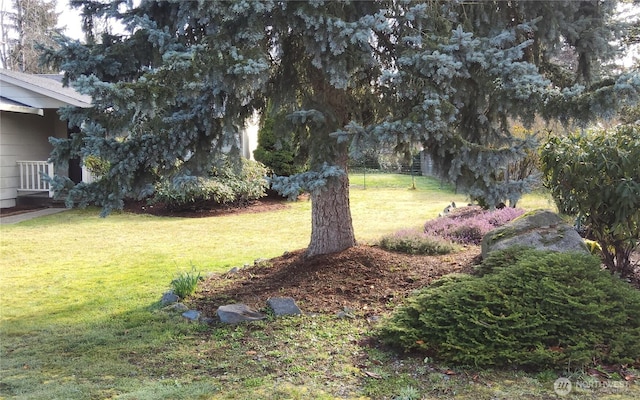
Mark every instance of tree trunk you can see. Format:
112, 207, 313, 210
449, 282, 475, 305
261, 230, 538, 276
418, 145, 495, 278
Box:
305, 169, 356, 258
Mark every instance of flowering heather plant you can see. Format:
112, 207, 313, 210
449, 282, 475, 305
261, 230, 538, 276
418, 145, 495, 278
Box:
486, 207, 526, 226
379, 229, 456, 255
424, 206, 525, 245
449, 223, 487, 244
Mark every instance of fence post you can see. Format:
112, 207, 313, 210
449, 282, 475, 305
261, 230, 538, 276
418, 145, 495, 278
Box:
363, 165, 366, 190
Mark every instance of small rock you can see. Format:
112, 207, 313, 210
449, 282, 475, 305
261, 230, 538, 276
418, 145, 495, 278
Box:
182, 310, 201, 322
160, 291, 180, 306
336, 311, 355, 319
335, 307, 356, 319
165, 302, 189, 312
227, 266, 240, 274
217, 303, 267, 324
267, 297, 302, 316
366, 315, 382, 324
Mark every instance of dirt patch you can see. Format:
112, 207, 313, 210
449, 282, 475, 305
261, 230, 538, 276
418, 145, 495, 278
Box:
191, 245, 482, 318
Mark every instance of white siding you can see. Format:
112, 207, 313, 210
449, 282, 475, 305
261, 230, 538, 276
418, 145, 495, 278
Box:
0, 109, 67, 208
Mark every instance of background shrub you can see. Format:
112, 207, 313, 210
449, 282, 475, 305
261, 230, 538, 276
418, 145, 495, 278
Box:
154, 158, 269, 210
377, 248, 640, 369
83, 155, 110, 178
379, 229, 456, 255
507, 124, 543, 193
540, 125, 640, 278
423, 206, 525, 245
253, 110, 307, 177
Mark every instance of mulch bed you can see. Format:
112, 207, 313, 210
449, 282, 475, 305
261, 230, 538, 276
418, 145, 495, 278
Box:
191, 245, 482, 318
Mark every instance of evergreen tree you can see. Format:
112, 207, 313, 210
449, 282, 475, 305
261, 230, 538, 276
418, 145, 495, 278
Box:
45, 1, 638, 257
620, 0, 640, 124
372, 0, 637, 207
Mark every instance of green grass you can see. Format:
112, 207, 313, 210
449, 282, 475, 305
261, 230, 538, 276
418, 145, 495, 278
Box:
2, 174, 634, 399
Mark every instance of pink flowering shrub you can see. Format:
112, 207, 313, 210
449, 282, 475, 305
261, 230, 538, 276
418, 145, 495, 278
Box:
424, 206, 525, 245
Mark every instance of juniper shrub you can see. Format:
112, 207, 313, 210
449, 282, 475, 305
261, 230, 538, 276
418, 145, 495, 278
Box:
377, 248, 640, 369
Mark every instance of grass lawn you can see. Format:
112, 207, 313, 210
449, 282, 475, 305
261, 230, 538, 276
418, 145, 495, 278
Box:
1, 174, 635, 399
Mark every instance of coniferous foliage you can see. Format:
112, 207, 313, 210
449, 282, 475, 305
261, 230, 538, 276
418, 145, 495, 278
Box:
47, 1, 269, 214
371, 1, 638, 208
44, 1, 639, 255
620, 9, 640, 126
253, 107, 306, 177
377, 248, 640, 369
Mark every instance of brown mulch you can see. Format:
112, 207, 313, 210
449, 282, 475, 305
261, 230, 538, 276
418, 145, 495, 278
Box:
191, 245, 482, 318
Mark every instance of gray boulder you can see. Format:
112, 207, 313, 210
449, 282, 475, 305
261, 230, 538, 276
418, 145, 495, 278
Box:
481, 210, 588, 258
216, 303, 267, 324
182, 309, 201, 322
160, 291, 180, 306
267, 297, 302, 316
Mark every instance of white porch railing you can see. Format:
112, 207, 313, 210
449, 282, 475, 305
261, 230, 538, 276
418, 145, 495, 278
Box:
17, 161, 54, 197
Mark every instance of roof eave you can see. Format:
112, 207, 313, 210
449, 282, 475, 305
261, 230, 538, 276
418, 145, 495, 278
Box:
0, 103, 44, 116
0, 72, 92, 108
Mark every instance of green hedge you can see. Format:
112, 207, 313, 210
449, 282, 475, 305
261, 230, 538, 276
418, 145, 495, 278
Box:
154, 158, 269, 210
377, 248, 640, 369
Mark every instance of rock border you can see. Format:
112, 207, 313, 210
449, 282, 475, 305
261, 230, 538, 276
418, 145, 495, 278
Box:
161, 291, 307, 325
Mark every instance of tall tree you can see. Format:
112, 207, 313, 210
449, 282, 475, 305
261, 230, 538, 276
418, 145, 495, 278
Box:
0, 0, 60, 72
45, 1, 638, 257
376, 0, 637, 208
620, 0, 640, 123
69, 0, 124, 44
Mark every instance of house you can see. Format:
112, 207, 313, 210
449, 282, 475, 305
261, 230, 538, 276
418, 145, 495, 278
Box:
1, 69, 260, 210
0, 69, 92, 209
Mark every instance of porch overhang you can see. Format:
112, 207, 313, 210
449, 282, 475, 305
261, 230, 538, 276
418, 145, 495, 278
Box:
0, 97, 44, 116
